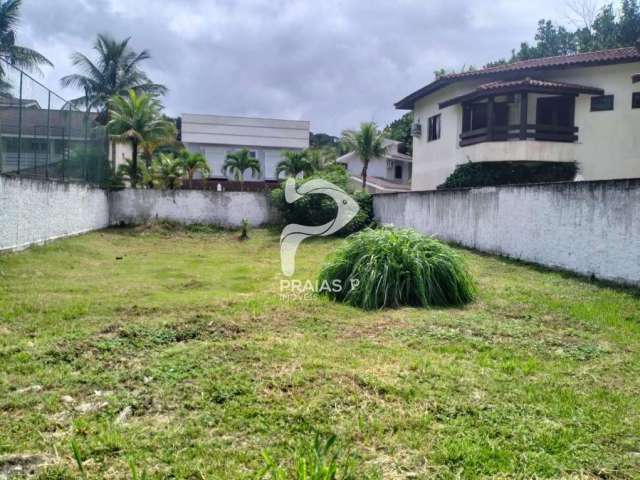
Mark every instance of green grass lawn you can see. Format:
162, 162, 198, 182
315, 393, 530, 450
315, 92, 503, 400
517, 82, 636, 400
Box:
1, 226, 639, 479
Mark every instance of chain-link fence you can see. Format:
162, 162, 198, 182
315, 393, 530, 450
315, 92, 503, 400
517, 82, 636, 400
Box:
0, 58, 110, 185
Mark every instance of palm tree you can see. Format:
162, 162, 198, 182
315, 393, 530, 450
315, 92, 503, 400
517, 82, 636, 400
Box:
222, 148, 261, 191
178, 150, 210, 189
305, 147, 336, 172
107, 90, 176, 188
152, 153, 184, 189
341, 122, 387, 190
116, 158, 145, 187
60, 34, 166, 123
0, 0, 52, 79
276, 150, 313, 178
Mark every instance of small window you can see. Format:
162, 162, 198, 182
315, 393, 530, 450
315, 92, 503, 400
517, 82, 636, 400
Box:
633, 92, 640, 109
394, 165, 402, 179
428, 114, 441, 142
591, 95, 614, 112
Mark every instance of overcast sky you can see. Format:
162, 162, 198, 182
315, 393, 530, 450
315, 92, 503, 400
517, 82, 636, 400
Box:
18, 0, 609, 136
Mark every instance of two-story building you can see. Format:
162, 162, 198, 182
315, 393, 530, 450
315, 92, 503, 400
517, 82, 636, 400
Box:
180, 113, 310, 183
396, 46, 640, 191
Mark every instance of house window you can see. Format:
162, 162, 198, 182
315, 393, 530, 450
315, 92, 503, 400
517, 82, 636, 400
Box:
591, 95, 614, 112
632, 92, 640, 109
428, 114, 441, 142
394, 165, 402, 179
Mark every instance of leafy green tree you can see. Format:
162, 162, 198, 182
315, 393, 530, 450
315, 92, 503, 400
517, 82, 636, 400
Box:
178, 150, 210, 188
107, 90, 176, 187
152, 153, 184, 189
341, 122, 387, 190
0, 0, 52, 79
619, 0, 640, 45
309, 132, 339, 148
60, 34, 166, 122
305, 147, 336, 172
383, 112, 413, 155
276, 150, 313, 178
222, 148, 261, 191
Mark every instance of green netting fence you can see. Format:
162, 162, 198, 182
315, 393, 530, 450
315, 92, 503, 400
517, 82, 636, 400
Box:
0, 58, 110, 185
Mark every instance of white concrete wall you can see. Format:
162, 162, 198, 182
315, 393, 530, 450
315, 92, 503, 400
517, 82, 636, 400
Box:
109, 189, 278, 227
411, 62, 640, 191
374, 179, 640, 285
0, 176, 110, 252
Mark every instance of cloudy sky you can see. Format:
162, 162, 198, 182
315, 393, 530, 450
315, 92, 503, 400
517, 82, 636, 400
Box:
17, 0, 609, 135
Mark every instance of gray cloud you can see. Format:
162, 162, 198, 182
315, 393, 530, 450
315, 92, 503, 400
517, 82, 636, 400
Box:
18, 0, 609, 135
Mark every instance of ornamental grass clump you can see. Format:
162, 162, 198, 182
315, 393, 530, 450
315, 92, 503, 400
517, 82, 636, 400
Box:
318, 228, 476, 309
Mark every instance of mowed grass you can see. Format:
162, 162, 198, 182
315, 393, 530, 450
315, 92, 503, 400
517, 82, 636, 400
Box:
1, 226, 640, 479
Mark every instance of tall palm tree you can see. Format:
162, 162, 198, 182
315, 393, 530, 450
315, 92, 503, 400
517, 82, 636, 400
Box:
222, 148, 261, 191
0, 0, 52, 77
341, 122, 387, 190
60, 34, 166, 123
178, 150, 210, 189
107, 90, 176, 188
276, 150, 313, 178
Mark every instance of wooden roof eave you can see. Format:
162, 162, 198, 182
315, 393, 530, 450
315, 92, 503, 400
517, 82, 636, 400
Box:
438, 84, 605, 110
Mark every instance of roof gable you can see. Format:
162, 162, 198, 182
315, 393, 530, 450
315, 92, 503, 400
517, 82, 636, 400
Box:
396, 47, 640, 109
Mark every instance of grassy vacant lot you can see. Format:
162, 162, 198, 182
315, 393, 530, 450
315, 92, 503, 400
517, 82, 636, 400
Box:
1, 226, 639, 479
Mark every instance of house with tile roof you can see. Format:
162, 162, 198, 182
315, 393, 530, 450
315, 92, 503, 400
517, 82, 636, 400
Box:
396, 46, 640, 190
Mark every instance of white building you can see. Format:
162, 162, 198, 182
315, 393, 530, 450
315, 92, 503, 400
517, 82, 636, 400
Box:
336, 139, 412, 192
395, 46, 640, 191
181, 113, 310, 181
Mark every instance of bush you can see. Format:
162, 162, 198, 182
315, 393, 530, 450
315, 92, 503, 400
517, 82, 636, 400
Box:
438, 161, 578, 189
318, 228, 476, 309
270, 165, 374, 236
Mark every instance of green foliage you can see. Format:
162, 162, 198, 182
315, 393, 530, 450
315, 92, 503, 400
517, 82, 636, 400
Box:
151, 153, 184, 189
222, 148, 261, 190
60, 33, 166, 117
438, 161, 578, 189
0, 0, 52, 78
178, 149, 210, 188
318, 228, 476, 309
309, 132, 339, 149
240, 218, 250, 241
258, 433, 355, 480
270, 165, 374, 235
107, 90, 176, 187
306, 147, 337, 172
277, 150, 314, 178
116, 158, 145, 187
382, 112, 413, 155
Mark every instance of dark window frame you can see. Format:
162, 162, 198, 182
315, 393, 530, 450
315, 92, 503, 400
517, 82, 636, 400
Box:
394, 164, 403, 179
427, 114, 441, 142
591, 95, 614, 112
632, 92, 640, 109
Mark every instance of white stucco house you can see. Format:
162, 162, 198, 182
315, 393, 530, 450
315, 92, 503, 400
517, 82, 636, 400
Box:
396, 46, 640, 191
180, 113, 310, 183
336, 139, 412, 192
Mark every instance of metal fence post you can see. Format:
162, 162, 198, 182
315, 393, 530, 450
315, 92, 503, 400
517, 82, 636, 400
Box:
46, 91, 51, 180
17, 71, 23, 175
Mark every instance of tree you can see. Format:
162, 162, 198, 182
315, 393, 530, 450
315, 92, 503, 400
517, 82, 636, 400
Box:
305, 147, 336, 172
178, 150, 210, 188
116, 158, 145, 187
383, 112, 413, 155
341, 122, 387, 190
152, 153, 184, 189
0, 0, 52, 79
276, 150, 313, 178
60, 34, 166, 123
107, 90, 176, 188
222, 148, 261, 191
